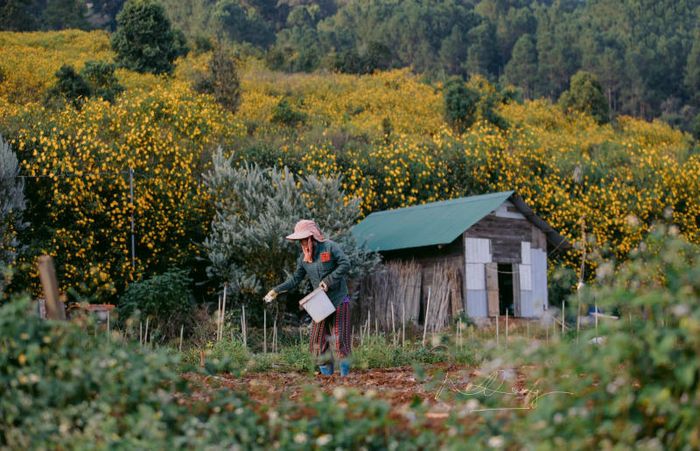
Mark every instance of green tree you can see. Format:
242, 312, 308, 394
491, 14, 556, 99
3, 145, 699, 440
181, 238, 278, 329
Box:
41, 0, 89, 30
685, 28, 700, 105
444, 78, 480, 132
44, 65, 91, 109
0, 0, 41, 31
214, 0, 274, 48
45, 62, 124, 108
111, 0, 188, 75
192, 45, 241, 113
503, 33, 538, 98
0, 135, 25, 295
463, 21, 499, 77
558, 70, 610, 124
80, 61, 124, 103
439, 25, 468, 76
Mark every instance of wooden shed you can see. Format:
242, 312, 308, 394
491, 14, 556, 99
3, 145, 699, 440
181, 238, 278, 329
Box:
352, 191, 569, 328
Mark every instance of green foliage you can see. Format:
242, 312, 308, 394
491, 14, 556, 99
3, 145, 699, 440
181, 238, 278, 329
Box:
444, 79, 480, 132
278, 341, 315, 373
45, 61, 124, 109
462, 227, 700, 449
0, 297, 437, 448
111, 0, 188, 75
192, 45, 241, 113
0, 134, 25, 296
559, 70, 610, 124
271, 98, 307, 126
504, 33, 538, 98
44, 64, 91, 109
214, 0, 275, 48
203, 150, 379, 307
444, 77, 509, 132
118, 269, 194, 339
80, 60, 124, 103
42, 0, 89, 31
351, 335, 450, 370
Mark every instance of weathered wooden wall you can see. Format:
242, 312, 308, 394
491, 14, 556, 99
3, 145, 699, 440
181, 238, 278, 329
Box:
463, 202, 549, 318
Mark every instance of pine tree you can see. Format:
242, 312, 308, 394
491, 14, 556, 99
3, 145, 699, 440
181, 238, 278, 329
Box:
685, 28, 700, 106
503, 34, 538, 98
111, 0, 188, 75
559, 71, 610, 124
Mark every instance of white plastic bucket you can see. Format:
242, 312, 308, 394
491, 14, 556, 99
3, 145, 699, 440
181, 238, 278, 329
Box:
299, 288, 335, 323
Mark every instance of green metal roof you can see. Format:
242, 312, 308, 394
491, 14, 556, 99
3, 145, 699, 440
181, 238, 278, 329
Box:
352, 191, 515, 252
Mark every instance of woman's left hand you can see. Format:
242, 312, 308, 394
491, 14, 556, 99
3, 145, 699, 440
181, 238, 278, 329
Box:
319, 281, 328, 292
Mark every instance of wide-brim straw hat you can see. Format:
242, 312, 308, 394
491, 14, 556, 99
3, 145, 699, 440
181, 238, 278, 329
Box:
286, 219, 325, 241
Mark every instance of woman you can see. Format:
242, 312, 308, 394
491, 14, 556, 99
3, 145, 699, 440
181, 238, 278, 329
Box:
264, 219, 352, 376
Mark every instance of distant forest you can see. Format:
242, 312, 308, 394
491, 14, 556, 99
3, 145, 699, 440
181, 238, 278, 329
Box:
3, 0, 700, 129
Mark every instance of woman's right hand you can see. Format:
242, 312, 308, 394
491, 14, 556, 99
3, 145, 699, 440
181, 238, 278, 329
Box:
263, 289, 278, 303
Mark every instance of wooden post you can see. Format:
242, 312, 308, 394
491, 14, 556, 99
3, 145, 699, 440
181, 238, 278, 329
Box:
273, 316, 278, 353
199, 350, 205, 367
263, 309, 267, 353
561, 300, 565, 338
139, 321, 143, 346
496, 314, 500, 347
144, 317, 149, 347
37, 256, 65, 320
594, 302, 598, 337
221, 284, 228, 341
216, 294, 222, 341
241, 305, 247, 348
505, 309, 509, 348
422, 287, 431, 346
401, 298, 406, 347
179, 325, 184, 352
391, 303, 396, 346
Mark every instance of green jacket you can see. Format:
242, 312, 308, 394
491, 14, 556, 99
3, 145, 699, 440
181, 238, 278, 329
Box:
275, 240, 351, 307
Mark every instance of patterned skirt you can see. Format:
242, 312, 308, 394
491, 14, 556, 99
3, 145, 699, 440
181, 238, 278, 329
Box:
309, 296, 352, 361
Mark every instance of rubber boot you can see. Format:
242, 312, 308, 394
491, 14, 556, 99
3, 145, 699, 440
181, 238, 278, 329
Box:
319, 363, 334, 376
339, 360, 350, 377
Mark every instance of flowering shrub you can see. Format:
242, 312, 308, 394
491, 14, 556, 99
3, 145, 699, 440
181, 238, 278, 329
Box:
2, 83, 244, 298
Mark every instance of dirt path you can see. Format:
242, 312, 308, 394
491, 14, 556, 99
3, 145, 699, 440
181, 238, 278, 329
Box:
182, 363, 528, 430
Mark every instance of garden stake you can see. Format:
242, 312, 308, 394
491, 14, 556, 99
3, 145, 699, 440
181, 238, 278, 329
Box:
264, 309, 267, 354
216, 294, 222, 341
179, 325, 184, 352
139, 321, 143, 347
391, 303, 396, 346
221, 283, 228, 341
595, 302, 598, 337
401, 298, 406, 347
273, 316, 278, 353
241, 305, 247, 348
505, 310, 509, 348
144, 317, 149, 347
496, 314, 499, 347
422, 287, 431, 347
561, 301, 565, 338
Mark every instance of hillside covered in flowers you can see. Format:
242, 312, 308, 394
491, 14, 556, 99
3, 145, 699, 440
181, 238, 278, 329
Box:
1, 30, 698, 298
